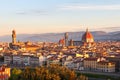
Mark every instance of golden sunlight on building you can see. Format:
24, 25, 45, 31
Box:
0, 66, 10, 80
84, 58, 99, 71
97, 61, 115, 72
76, 53, 83, 57
24, 45, 40, 51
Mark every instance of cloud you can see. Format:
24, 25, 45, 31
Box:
16, 11, 27, 15
16, 9, 48, 15
59, 5, 120, 10
103, 26, 120, 30
98, 26, 120, 32
103, 26, 120, 29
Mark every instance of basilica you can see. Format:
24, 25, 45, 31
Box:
59, 28, 95, 48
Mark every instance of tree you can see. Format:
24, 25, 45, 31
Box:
9, 68, 22, 80
77, 75, 88, 80
10, 64, 88, 80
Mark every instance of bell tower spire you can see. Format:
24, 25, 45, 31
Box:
86, 28, 88, 32
12, 29, 16, 44
65, 32, 68, 46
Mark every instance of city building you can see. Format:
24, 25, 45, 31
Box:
23, 45, 40, 51
82, 28, 94, 43
60, 28, 95, 47
65, 32, 69, 46
4, 55, 12, 65
81, 28, 95, 47
13, 55, 22, 65
106, 57, 120, 72
12, 30, 16, 44
97, 61, 115, 72
2, 29, 120, 75
69, 39, 74, 46
9, 30, 24, 50
0, 66, 10, 80
30, 56, 39, 66
39, 55, 47, 66
84, 58, 99, 71
21, 55, 30, 66
59, 39, 65, 46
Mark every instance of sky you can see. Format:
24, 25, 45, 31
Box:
0, 0, 120, 36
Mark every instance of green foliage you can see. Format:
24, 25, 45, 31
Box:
9, 68, 22, 80
77, 73, 120, 80
10, 64, 88, 80
77, 75, 88, 80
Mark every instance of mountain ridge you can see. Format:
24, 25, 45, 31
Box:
0, 31, 119, 42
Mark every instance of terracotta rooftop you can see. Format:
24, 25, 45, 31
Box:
84, 58, 98, 61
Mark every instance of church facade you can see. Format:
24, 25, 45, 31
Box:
59, 28, 95, 47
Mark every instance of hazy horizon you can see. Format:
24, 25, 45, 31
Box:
0, 29, 120, 37
0, 0, 120, 36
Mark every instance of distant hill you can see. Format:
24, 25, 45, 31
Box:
0, 31, 120, 42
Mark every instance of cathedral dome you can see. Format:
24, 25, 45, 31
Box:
82, 28, 94, 43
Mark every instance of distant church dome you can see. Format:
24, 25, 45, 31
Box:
82, 28, 94, 43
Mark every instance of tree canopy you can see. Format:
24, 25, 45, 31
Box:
9, 64, 88, 80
